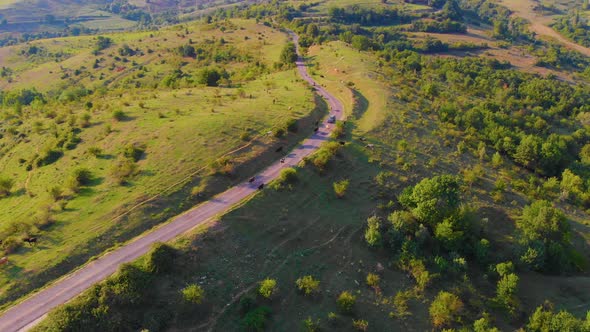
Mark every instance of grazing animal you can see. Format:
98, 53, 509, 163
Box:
0, 257, 7, 266
23, 237, 37, 245
257, 183, 264, 190
314, 127, 319, 132
248, 177, 256, 183
339, 141, 346, 145
275, 146, 283, 153
280, 158, 286, 163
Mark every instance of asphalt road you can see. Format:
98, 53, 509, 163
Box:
0, 31, 344, 332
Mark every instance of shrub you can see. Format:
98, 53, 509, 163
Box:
352, 319, 369, 331
36, 148, 63, 167
182, 284, 205, 304
68, 168, 92, 192
366, 273, 380, 288
495, 273, 519, 314
0, 176, 15, 197
286, 118, 298, 133
296, 275, 320, 296
258, 279, 277, 299
110, 158, 138, 185
333, 179, 350, 198
123, 143, 145, 162
112, 109, 126, 121
273, 127, 285, 138
241, 306, 271, 331
49, 186, 64, 201
309, 141, 341, 170
365, 216, 382, 247
88, 146, 102, 157
337, 291, 356, 314
331, 121, 345, 139
302, 317, 320, 332
272, 167, 298, 190
240, 132, 251, 141
429, 291, 463, 328
144, 242, 175, 274
209, 156, 233, 175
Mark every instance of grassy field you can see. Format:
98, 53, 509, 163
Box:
34, 41, 590, 329
0, 19, 326, 308
307, 41, 391, 133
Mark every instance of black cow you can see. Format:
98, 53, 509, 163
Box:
257, 183, 265, 190
314, 127, 319, 132
275, 146, 283, 153
339, 141, 346, 145
248, 177, 256, 183
280, 158, 286, 163
23, 237, 37, 245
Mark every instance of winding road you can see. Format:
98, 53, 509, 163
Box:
0, 31, 344, 332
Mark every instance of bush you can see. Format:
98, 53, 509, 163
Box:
286, 118, 298, 133
88, 146, 102, 157
36, 148, 63, 167
182, 284, 204, 304
258, 278, 277, 299
331, 121, 345, 139
110, 158, 138, 185
352, 319, 369, 331
273, 127, 285, 138
365, 216, 382, 247
296, 275, 320, 295
302, 317, 320, 332
241, 306, 271, 331
271, 167, 298, 190
309, 142, 341, 171
429, 291, 464, 328
495, 273, 519, 314
333, 179, 350, 198
366, 273, 380, 288
0, 176, 15, 197
337, 291, 356, 314
112, 109, 126, 121
144, 242, 175, 274
123, 143, 145, 162
68, 168, 92, 192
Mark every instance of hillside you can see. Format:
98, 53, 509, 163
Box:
2, 0, 590, 331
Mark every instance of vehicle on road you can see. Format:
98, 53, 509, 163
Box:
327, 115, 336, 123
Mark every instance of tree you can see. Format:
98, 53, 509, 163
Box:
333, 179, 350, 198
351, 35, 372, 51
258, 279, 277, 299
182, 284, 204, 304
517, 200, 569, 244
491, 152, 503, 168
400, 175, 461, 226
560, 169, 583, 200
178, 44, 196, 58
495, 273, 519, 314
442, 0, 463, 21
429, 291, 464, 328
68, 168, 92, 192
95, 36, 113, 52
337, 291, 356, 314
513, 135, 541, 170
365, 216, 382, 247
352, 319, 369, 331
527, 303, 588, 332
112, 109, 126, 121
279, 42, 297, 67
197, 68, 223, 87
366, 273, 380, 288
296, 276, 320, 296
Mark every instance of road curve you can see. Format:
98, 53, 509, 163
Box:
0, 31, 344, 332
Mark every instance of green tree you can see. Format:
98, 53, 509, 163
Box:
144, 242, 175, 274
513, 135, 541, 170
495, 273, 519, 314
518, 200, 569, 244
400, 175, 461, 226
182, 284, 205, 304
491, 151, 503, 168
429, 291, 464, 328
279, 42, 297, 67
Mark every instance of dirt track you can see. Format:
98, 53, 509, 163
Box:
0, 31, 344, 332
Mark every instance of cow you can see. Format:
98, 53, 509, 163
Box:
0, 257, 7, 266
23, 237, 37, 246
280, 158, 286, 163
339, 141, 346, 146
314, 127, 319, 132
257, 183, 264, 190
275, 146, 283, 153
248, 177, 256, 183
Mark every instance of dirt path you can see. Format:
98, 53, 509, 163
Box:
0, 31, 345, 332
499, 0, 590, 57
